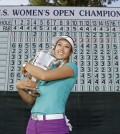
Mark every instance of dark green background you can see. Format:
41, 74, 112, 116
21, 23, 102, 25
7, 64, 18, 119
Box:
0, 92, 120, 134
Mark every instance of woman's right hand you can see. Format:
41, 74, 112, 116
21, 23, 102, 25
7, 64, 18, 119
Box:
16, 78, 40, 97
16, 78, 39, 105
16, 78, 36, 90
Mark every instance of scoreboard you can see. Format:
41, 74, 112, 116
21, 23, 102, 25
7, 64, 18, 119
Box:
0, 6, 120, 92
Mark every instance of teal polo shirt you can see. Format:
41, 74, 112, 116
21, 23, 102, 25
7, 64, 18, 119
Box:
31, 62, 78, 115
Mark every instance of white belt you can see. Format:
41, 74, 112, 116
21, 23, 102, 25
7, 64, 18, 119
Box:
31, 114, 64, 121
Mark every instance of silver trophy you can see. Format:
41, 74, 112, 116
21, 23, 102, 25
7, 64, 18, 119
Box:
24, 50, 63, 97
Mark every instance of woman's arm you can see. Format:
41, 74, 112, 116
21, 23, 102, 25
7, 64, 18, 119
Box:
16, 78, 37, 105
22, 62, 74, 81
18, 88, 36, 105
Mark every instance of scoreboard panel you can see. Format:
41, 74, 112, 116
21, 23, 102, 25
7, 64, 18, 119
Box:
0, 6, 120, 92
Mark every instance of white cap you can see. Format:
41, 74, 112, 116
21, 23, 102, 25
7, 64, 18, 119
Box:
52, 36, 74, 50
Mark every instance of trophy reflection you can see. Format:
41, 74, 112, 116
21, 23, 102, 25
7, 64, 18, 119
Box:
22, 49, 63, 97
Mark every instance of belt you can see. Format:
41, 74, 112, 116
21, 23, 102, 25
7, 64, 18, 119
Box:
31, 114, 64, 121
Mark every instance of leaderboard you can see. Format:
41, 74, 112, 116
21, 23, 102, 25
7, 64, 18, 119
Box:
0, 6, 120, 92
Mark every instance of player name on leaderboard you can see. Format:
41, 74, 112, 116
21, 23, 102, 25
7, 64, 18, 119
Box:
0, 6, 120, 92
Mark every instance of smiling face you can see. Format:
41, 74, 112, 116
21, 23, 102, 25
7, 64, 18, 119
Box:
53, 39, 73, 63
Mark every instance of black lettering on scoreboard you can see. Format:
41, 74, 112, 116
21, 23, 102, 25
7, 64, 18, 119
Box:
0, 6, 120, 92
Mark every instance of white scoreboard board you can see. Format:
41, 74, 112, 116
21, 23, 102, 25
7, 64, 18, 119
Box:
0, 6, 120, 92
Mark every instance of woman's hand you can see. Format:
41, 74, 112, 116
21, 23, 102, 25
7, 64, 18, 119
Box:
16, 78, 36, 90
16, 78, 39, 105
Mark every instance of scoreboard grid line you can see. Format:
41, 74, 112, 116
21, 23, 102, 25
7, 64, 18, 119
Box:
0, 7, 120, 92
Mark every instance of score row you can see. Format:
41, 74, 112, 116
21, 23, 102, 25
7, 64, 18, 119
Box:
0, 25, 120, 32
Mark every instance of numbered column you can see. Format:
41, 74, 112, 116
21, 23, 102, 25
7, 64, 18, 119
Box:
0, 32, 10, 91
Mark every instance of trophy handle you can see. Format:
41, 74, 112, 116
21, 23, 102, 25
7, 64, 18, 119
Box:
28, 57, 34, 63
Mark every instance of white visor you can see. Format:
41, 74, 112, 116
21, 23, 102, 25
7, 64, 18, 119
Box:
52, 36, 74, 50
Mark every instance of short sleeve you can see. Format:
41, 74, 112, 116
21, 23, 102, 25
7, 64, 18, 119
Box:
64, 62, 78, 78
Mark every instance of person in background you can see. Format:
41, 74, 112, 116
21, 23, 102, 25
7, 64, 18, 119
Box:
16, 36, 78, 134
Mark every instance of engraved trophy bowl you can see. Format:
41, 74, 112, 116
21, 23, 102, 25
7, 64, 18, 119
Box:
30, 50, 62, 71
25, 50, 63, 97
